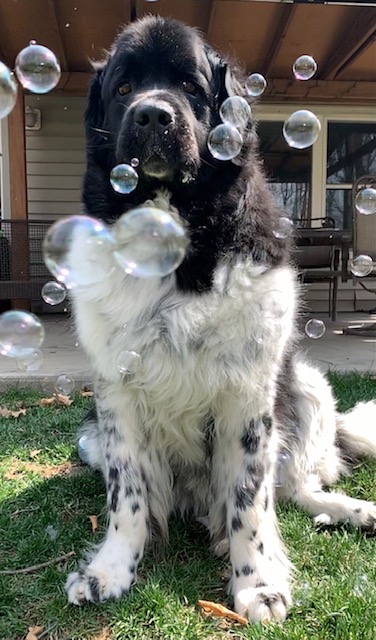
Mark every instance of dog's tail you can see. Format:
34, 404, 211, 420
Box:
336, 401, 376, 460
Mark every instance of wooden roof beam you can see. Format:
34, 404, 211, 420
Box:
320, 7, 376, 80
261, 3, 296, 76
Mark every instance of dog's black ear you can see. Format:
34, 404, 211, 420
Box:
85, 63, 106, 158
207, 49, 246, 108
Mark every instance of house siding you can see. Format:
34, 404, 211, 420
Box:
26, 95, 86, 220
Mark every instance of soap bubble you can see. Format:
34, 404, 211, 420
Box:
352, 574, 369, 597
293, 55, 317, 81
17, 349, 44, 372
15, 42, 61, 94
41, 281, 66, 305
273, 217, 294, 239
116, 350, 141, 374
130, 157, 140, 168
78, 434, 92, 465
245, 73, 267, 97
355, 188, 376, 216
283, 110, 321, 149
350, 254, 373, 277
55, 373, 75, 395
110, 163, 138, 194
43, 215, 115, 289
45, 524, 58, 540
0, 311, 45, 358
219, 96, 251, 129
113, 207, 188, 278
275, 452, 291, 487
305, 318, 326, 339
0, 61, 18, 119
207, 124, 243, 161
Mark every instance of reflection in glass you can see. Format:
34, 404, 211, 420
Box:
258, 121, 311, 225
327, 122, 376, 185
326, 189, 352, 229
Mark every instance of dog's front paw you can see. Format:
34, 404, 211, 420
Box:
66, 564, 135, 605
234, 585, 292, 623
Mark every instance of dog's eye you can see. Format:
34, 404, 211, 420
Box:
182, 81, 197, 95
118, 83, 131, 95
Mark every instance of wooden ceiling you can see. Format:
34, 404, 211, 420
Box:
0, 0, 375, 103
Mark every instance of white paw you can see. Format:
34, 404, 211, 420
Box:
234, 585, 292, 623
66, 564, 135, 605
314, 513, 333, 527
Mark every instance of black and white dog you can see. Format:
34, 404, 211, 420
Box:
65, 16, 376, 622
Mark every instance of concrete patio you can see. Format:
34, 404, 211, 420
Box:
0, 311, 375, 393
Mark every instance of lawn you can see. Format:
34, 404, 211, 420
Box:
0, 373, 375, 640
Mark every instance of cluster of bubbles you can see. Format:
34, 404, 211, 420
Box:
43, 207, 189, 285
305, 318, 326, 340
0, 41, 61, 120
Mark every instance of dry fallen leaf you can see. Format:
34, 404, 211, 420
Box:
81, 390, 94, 397
0, 406, 26, 418
89, 514, 99, 532
197, 600, 248, 626
25, 626, 44, 640
39, 396, 56, 406
29, 449, 42, 458
39, 394, 73, 407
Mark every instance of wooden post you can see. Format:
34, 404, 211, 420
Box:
6, 89, 30, 310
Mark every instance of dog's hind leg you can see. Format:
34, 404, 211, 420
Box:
277, 360, 376, 533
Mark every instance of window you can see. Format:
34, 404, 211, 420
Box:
258, 121, 311, 224
326, 122, 376, 228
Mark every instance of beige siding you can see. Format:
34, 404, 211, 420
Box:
26, 95, 86, 221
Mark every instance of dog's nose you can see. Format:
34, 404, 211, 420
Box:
134, 104, 173, 132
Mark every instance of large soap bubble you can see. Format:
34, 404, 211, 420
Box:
15, 41, 61, 94
0, 61, 18, 119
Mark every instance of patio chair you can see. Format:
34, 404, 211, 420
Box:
351, 174, 376, 310
293, 217, 340, 321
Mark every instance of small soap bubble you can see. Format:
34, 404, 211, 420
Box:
245, 73, 267, 97
273, 217, 294, 239
113, 207, 188, 278
41, 281, 66, 305
65, 23, 70, 28
110, 163, 139, 194
219, 96, 251, 129
116, 350, 141, 374
0, 311, 45, 358
43, 215, 115, 289
355, 188, 376, 216
295, 581, 311, 607
207, 124, 243, 161
275, 452, 291, 487
305, 318, 326, 339
293, 55, 317, 81
130, 157, 140, 168
0, 61, 18, 119
352, 574, 369, 597
350, 254, 373, 277
283, 110, 321, 149
55, 373, 75, 395
15, 42, 61, 94
78, 434, 91, 465
17, 349, 44, 372
46, 524, 58, 540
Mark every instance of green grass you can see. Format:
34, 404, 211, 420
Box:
0, 373, 375, 640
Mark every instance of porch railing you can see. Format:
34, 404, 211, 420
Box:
0, 219, 54, 302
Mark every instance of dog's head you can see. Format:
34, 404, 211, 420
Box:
84, 16, 255, 220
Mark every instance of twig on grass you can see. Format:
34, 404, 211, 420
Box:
0, 551, 75, 575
